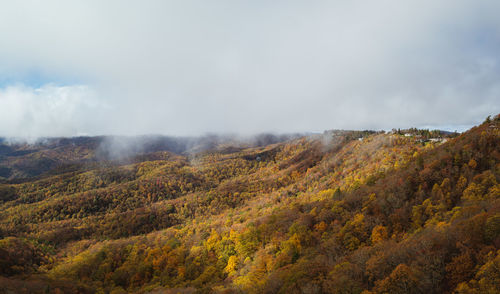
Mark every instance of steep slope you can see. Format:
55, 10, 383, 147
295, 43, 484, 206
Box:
0, 118, 498, 293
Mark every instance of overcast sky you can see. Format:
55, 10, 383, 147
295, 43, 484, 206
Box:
0, 0, 499, 138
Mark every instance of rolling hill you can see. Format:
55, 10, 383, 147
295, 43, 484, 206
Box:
0, 117, 499, 293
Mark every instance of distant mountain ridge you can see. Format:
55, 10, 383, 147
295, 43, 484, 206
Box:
0, 133, 304, 181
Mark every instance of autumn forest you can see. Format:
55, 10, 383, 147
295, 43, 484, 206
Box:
0, 116, 499, 293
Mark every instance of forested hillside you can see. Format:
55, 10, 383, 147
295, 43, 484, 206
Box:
0, 116, 499, 293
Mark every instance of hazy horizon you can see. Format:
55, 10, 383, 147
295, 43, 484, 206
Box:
0, 124, 473, 143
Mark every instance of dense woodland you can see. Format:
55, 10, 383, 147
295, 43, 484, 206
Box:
0, 116, 499, 293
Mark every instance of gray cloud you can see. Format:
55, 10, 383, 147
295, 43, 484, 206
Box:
0, 0, 499, 137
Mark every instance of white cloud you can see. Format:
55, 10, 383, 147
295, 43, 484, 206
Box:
0, 0, 499, 137
0, 84, 105, 138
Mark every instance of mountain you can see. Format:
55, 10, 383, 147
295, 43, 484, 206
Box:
0, 134, 302, 181
0, 117, 499, 293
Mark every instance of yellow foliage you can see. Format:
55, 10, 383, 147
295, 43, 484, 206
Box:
371, 225, 388, 244
468, 159, 477, 169
224, 255, 238, 274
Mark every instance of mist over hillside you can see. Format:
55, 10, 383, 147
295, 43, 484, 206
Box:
0, 129, 457, 181
0, 133, 306, 181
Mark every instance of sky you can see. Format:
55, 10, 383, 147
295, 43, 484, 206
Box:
0, 0, 500, 138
